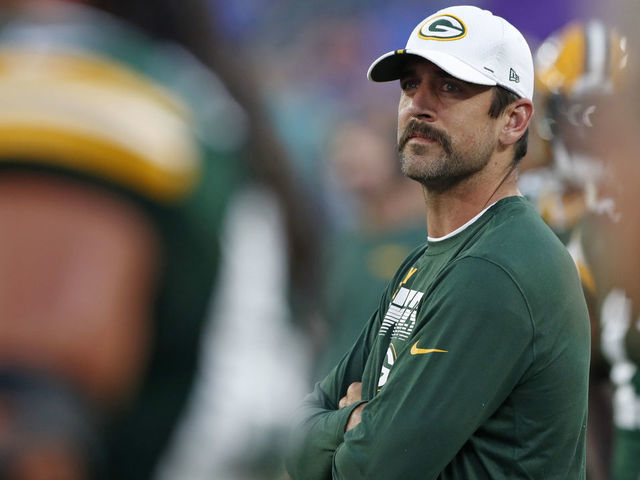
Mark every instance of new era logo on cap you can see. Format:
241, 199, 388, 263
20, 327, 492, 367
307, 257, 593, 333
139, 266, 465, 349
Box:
367, 5, 534, 100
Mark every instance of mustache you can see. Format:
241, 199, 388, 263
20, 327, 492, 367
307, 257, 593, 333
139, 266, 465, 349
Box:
397, 119, 452, 154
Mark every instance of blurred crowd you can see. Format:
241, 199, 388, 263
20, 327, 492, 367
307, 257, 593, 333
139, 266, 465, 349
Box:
0, 0, 638, 479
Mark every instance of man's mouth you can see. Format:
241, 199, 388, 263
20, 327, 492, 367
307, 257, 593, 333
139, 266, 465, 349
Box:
408, 134, 437, 144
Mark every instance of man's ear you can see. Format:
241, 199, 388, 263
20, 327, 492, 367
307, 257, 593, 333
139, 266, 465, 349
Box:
499, 99, 533, 146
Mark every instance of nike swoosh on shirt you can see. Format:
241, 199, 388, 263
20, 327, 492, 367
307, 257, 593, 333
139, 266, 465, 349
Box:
410, 342, 448, 355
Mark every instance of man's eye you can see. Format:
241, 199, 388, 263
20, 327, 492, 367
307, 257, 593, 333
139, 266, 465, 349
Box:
442, 82, 461, 92
401, 79, 419, 90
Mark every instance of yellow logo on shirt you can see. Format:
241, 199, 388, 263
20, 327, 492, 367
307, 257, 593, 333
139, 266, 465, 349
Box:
410, 341, 448, 355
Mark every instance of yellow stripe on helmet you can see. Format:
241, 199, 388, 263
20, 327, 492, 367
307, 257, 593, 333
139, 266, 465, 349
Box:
0, 48, 202, 203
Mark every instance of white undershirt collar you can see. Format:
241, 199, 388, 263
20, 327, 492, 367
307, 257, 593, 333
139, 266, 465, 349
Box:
427, 201, 498, 243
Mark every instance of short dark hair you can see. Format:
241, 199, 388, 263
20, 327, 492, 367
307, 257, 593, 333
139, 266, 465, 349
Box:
488, 86, 528, 164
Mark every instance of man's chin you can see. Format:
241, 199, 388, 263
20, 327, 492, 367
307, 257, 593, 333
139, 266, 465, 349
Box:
404, 142, 436, 157
402, 165, 473, 193
409, 175, 462, 193
399, 150, 438, 178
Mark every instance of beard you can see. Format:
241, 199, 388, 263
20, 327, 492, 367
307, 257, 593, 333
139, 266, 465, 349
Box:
397, 119, 495, 192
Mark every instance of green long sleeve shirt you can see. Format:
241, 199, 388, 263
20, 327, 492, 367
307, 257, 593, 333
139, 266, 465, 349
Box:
287, 196, 590, 480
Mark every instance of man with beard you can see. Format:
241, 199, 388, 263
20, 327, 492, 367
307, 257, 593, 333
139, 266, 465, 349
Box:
286, 6, 590, 480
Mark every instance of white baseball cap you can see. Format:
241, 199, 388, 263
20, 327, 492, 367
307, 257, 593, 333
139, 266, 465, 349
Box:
367, 5, 534, 100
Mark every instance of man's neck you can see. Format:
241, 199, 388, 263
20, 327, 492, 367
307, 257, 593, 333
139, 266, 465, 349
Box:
423, 163, 520, 238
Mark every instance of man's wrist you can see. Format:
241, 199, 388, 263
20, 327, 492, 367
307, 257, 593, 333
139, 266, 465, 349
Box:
337, 400, 367, 437
345, 401, 367, 432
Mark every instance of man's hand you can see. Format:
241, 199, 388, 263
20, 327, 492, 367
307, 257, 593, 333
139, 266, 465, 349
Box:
339, 382, 362, 408
339, 382, 366, 432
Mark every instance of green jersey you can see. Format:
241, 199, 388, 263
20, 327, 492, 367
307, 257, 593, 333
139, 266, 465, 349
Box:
287, 196, 590, 480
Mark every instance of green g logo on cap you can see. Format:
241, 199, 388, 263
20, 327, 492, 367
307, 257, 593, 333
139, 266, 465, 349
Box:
418, 14, 467, 41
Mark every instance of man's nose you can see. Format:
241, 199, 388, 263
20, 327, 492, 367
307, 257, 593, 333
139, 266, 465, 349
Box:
408, 84, 437, 122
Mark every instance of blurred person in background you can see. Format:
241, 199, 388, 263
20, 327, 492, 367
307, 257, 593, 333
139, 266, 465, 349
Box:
522, 18, 631, 480
521, 20, 626, 241
0, 0, 244, 477
0, 0, 319, 479
520, 19, 630, 479
315, 112, 426, 378
585, 1, 640, 478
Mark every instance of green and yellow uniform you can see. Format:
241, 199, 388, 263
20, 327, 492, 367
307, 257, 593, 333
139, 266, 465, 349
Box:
287, 196, 590, 480
0, 4, 246, 478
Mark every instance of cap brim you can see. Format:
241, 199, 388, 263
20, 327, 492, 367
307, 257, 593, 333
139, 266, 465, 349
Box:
367, 49, 497, 87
